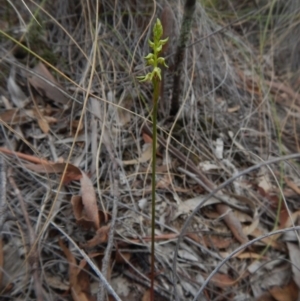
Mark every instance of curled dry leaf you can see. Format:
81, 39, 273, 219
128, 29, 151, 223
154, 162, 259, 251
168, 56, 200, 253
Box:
114, 250, 131, 264
217, 203, 249, 245
37, 116, 50, 134
269, 279, 298, 301
0, 108, 57, 128
203, 235, 233, 250
59, 239, 94, 301
142, 132, 152, 144
210, 273, 236, 288
71, 196, 108, 230
44, 274, 69, 291
173, 195, 220, 220
7, 67, 27, 108
24, 162, 82, 184
24, 161, 100, 230
255, 292, 276, 301
58, 239, 78, 290
28, 62, 69, 106
248, 228, 284, 251
116, 107, 131, 126
71, 195, 97, 230
80, 172, 99, 230
82, 225, 110, 248
0, 109, 31, 125
123, 143, 153, 165
142, 289, 151, 301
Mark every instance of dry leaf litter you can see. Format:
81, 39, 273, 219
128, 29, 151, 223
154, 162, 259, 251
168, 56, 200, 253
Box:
1, 1, 300, 301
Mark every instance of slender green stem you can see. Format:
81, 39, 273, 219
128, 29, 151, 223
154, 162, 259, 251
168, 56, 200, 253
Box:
150, 78, 159, 301
137, 18, 168, 301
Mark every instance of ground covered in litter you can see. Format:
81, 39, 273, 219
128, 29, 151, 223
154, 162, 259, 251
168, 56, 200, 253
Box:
1, 1, 300, 301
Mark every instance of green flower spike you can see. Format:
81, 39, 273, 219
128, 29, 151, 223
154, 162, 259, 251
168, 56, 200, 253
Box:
137, 18, 169, 82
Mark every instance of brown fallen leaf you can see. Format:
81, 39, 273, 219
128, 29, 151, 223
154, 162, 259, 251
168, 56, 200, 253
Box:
142, 289, 151, 301
82, 225, 110, 248
114, 250, 131, 264
186, 232, 206, 247
142, 132, 152, 144
217, 203, 249, 245
71, 119, 84, 136
28, 62, 69, 105
71, 196, 109, 230
203, 235, 233, 250
142, 123, 251, 245
233, 252, 266, 259
155, 174, 172, 189
44, 274, 69, 291
59, 239, 78, 290
76, 266, 90, 295
250, 228, 284, 251
227, 105, 240, 113
0, 147, 50, 165
123, 143, 153, 165
71, 195, 96, 230
0, 107, 57, 133
255, 292, 276, 301
59, 239, 94, 301
210, 273, 236, 288
116, 106, 131, 126
80, 172, 99, 230
25, 162, 82, 184
0, 109, 32, 125
285, 177, 300, 195
269, 279, 299, 301
37, 116, 50, 134
7, 66, 27, 107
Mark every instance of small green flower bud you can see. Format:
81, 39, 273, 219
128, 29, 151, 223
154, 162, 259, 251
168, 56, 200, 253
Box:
148, 40, 155, 48
159, 37, 169, 46
157, 57, 168, 68
146, 59, 154, 66
145, 53, 154, 60
153, 19, 163, 40
153, 67, 162, 80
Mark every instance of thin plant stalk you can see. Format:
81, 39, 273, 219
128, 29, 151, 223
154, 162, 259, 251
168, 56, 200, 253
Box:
150, 78, 159, 300
137, 18, 168, 301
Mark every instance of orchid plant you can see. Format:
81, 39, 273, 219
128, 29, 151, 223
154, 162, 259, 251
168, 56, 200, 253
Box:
138, 18, 168, 301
